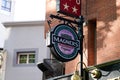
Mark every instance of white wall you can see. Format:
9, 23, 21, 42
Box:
0, 0, 15, 48
3, 21, 48, 80
0, 24, 6, 48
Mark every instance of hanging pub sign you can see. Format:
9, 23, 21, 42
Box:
56, 0, 81, 18
48, 24, 80, 62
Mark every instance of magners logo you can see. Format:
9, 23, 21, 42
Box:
50, 24, 80, 62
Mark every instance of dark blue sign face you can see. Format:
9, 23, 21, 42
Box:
50, 24, 80, 62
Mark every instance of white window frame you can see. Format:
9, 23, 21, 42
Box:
17, 52, 35, 64
13, 48, 38, 67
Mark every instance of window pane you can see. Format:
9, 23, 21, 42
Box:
1, 0, 6, 7
6, 1, 11, 9
29, 59, 35, 63
29, 54, 35, 63
29, 54, 35, 58
19, 55, 27, 63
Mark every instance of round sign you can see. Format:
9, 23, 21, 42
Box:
50, 24, 80, 62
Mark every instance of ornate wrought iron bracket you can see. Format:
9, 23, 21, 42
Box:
50, 14, 79, 25
48, 14, 85, 77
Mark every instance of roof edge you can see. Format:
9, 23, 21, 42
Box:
2, 20, 45, 27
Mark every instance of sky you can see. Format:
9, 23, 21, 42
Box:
14, 0, 46, 21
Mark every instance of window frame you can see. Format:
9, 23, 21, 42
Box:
17, 52, 35, 64
88, 19, 97, 66
1, 0, 12, 12
13, 48, 38, 67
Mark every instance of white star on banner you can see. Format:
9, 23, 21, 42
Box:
63, 3, 69, 10
72, 6, 78, 13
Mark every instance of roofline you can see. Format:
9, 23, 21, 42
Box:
2, 20, 45, 27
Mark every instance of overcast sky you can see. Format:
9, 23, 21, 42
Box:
14, 0, 46, 21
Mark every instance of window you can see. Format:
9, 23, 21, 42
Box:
17, 52, 35, 64
13, 48, 38, 66
88, 19, 96, 66
1, 0, 12, 12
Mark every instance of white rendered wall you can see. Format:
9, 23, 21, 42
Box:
0, 0, 15, 48
3, 21, 48, 80
0, 23, 6, 48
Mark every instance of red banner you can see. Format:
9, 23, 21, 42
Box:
57, 0, 81, 18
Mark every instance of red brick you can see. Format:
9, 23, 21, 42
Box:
45, 0, 120, 74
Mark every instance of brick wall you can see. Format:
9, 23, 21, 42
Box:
83, 0, 120, 64
45, 0, 120, 74
45, 0, 79, 74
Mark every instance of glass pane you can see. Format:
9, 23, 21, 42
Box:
29, 54, 35, 58
19, 60, 26, 63
1, 0, 6, 7
29, 59, 35, 63
6, 1, 11, 9
19, 55, 27, 63
29, 54, 35, 63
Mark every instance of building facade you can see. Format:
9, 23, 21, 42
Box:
0, 0, 120, 80
3, 21, 48, 80
0, 0, 15, 48
82, 0, 120, 65
45, 0, 120, 75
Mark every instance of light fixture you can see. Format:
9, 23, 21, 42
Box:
71, 62, 102, 80
71, 70, 82, 80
